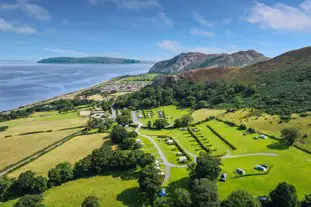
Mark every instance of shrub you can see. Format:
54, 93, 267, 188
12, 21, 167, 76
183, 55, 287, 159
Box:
238, 124, 247, 130
247, 128, 256, 134
14, 194, 44, 207
81, 196, 100, 207
0, 126, 8, 132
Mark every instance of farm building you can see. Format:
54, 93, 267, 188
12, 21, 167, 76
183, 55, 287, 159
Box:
166, 140, 174, 145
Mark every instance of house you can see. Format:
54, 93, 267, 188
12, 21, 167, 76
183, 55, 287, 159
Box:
166, 140, 174, 145
255, 165, 267, 172
235, 168, 246, 175
179, 156, 188, 163
260, 134, 268, 139
220, 173, 227, 182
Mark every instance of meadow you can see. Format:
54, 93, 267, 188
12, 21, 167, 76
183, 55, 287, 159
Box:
9, 133, 110, 177
0, 111, 87, 171
218, 109, 311, 151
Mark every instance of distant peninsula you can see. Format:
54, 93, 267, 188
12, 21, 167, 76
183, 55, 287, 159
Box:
38, 57, 153, 64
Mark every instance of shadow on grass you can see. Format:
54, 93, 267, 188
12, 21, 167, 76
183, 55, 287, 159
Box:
166, 177, 190, 193
267, 142, 289, 150
116, 187, 148, 207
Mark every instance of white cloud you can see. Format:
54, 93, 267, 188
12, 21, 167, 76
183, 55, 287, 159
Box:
158, 12, 173, 26
0, 18, 37, 34
247, 1, 311, 31
156, 40, 233, 54
193, 11, 214, 27
300, 0, 311, 13
0, 1, 51, 20
190, 28, 215, 37
156, 40, 182, 53
44, 48, 88, 56
106, 0, 160, 9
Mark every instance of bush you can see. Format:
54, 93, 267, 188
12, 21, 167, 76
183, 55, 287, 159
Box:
0, 126, 8, 132
81, 196, 100, 207
247, 128, 256, 134
48, 162, 74, 186
238, 124, 247, 130
14, 194, 44, 207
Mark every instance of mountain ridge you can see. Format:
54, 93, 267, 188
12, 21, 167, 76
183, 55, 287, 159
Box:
149, 50, 269, 74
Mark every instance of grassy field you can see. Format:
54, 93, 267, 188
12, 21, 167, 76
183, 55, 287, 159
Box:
139, 105, 191, 126
121, 73, 160, 82
0, 129, 80, 171
0, 111, 87, 137
9, 133, 110, 177
0, 110, 87, 171
191, 108, 226, 123
87, 94, 104, 101
0, 173, 142, 207
218, 109, 311, 151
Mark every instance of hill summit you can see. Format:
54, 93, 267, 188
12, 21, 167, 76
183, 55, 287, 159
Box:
149, 50, 269, 74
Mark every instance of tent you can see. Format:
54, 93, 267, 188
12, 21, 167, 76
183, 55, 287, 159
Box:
159, 189, 166, 197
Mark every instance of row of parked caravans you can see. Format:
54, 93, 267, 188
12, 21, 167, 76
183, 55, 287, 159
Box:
221, 164, 269, 182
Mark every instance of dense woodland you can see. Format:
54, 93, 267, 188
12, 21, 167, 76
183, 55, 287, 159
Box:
114, 77, 311, 115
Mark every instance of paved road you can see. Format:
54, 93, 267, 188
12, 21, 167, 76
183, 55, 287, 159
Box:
111, 104, 117, 121
132, 111, 185, 183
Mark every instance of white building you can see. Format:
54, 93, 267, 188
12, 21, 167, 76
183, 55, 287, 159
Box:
179, 156, 188, 163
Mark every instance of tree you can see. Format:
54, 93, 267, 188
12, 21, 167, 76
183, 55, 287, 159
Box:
233, 95, 243, 108
116, 114, 131, 126
221, 190, 260, 207
197, 100, 208, 109
281, 128, 300, 146
111, 125, 128, 143
153, 197, 172, 207
147, 120, 152, 129
269, 182, 298, 207
74, 156, 93, 178
238, 124, 247, 130
191, 178, 219, 207
81, 196, 100, 207
171, 188, 192, 207
120, 138, 136, 150
153, 119, 167, 130
190, 152, 221, 181
87, 118, 100, 131
32, 176, 48, 194
13, 171, 47, 195
14, 194, 44, 207
0, 176, 12, 201
138, 165, 163, 202
301, 193, 311, 207
101, 101, 110, 111
182, 114, 194, 126
98, 118, 113, 132
137, 153, 155, 168
48, 162, 73, 186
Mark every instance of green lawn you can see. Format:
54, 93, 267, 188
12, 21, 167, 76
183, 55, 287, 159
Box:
139, 105, 191, 127
0, 173, 143, 207
168, 129, 204, 156
192, 108, 226, 124
218, 109, 311, 152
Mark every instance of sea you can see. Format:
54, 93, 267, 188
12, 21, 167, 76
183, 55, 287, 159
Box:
0, 62, 152, 112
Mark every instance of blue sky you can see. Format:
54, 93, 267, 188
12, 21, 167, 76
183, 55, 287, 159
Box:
1, 0, 311, 61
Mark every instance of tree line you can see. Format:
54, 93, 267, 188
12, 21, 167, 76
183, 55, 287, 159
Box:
114, 79, 310, 115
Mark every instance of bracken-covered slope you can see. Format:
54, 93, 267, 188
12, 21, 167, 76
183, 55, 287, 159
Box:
149, 50, 269, 74
154, 46, 311, 114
